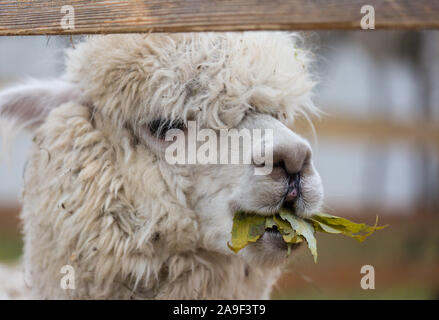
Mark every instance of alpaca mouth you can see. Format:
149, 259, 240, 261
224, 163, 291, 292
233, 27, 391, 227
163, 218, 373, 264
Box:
263, 205, 303, 254
228, 206, 306, 257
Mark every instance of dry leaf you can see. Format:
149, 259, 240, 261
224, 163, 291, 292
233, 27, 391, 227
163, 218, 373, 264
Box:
228, 208, 388, 263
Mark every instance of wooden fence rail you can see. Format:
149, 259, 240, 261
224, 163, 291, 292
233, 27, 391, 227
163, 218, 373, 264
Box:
0, 0, 438, 36
294, 115, 439, 150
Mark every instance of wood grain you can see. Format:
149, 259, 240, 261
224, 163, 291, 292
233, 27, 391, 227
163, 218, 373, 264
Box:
0, 0, 438, 36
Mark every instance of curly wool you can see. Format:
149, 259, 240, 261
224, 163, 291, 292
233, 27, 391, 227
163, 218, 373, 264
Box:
2, 32, 317, 299
65, 32, 317, 131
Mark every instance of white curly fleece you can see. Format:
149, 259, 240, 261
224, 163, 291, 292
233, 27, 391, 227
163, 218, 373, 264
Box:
1, 32, 318, 299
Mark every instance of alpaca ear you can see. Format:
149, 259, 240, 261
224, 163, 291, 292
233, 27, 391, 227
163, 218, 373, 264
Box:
0, 79, 80, 131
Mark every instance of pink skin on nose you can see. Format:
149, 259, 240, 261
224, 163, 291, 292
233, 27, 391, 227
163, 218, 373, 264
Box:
285, 188, 298, 202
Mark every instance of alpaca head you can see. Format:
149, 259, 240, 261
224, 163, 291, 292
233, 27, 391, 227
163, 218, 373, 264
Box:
66, 32, 323, 266
1, 32, 323, 282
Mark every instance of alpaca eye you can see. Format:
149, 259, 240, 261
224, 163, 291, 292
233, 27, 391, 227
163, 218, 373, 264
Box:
148, 118, 185, 138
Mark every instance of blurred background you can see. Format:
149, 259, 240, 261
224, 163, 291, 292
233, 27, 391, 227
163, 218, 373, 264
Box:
0, 31, 438, 299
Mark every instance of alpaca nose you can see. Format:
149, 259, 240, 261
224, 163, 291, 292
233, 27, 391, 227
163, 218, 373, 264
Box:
272, 130, 312, 177
241, 114, 313, 177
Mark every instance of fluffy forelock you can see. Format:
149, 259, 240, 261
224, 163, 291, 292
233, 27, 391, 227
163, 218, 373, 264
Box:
64, 32, 318, 130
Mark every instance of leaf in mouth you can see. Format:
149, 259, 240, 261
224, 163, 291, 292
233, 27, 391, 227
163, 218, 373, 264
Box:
309, 213, 388, 243
272, 215, 303, 244
227, 212, 266, 253
228, 209, 388, 263
279, 209, 317, 262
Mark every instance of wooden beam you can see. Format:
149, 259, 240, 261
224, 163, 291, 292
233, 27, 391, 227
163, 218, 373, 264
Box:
295, 115, 439, 150
0, 0, 438, 36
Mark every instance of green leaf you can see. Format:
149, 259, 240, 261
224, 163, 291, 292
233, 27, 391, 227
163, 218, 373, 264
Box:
280, 209, 318, 262
272, 215, 299, 243
228, 211, 266, 253
265, 216, 277, 229
227, 209, 388, 262
310, 213, 388, 242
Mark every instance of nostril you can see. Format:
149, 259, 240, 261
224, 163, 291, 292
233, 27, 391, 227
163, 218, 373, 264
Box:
285, 172, 301, 203
292, 172, 301, 186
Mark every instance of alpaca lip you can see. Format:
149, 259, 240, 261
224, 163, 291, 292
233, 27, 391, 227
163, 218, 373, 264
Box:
264, 228, 283, 240
263, 227, 301, 252
264, 228, 288, 250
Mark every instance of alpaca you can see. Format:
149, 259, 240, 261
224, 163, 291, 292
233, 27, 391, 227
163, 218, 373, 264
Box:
0, 32, 323, 299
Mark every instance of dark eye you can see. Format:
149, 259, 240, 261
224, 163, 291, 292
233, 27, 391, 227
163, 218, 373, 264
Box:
148, 118, 185, 138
